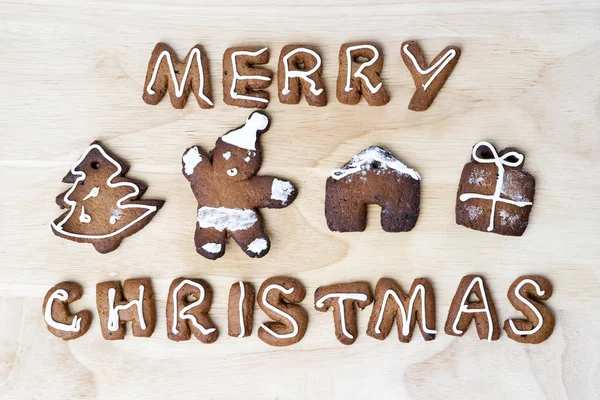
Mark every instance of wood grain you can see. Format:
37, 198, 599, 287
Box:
1, 0, 599, 398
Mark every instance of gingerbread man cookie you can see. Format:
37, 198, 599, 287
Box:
182, 112, 298, 260
43, 282, 92, 340
50, 141, 164, 253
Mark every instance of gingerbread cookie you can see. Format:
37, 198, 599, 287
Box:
445, 275, 500, 341
228, 281, 255, 338
166, 278, 218, 343
456, 142, 535, 236
142, 43, 213, 109
278, 45, 326, 106
325, 146, 420, 232
43, 282, 92, 340
258, 276, 307, 346
366, 278, 436, 343
182, 112, 297, 260
337, 42, 389, 106
96, 278, 156, 340
50, 141, 164, 253
223, 46, 272, 108
504, 275, 555, 344
314, 282, 372, 345
401, 41, 461, 111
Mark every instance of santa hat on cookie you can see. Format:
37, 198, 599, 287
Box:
221, 112, 270, 151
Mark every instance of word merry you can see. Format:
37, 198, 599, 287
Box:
44, 274, 554, 345
142, 41, 461, 112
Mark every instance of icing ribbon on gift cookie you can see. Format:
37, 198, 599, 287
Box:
459, 142, 533, 232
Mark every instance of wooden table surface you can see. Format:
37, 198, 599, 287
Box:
1, 0, 599, 398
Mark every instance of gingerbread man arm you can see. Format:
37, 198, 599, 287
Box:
181, 146, 211, 182
246, 176, 298, 209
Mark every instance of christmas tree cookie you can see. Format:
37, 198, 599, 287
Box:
51, 142, 164, 253
182, 111, 298, 260
456, 141, 535, 236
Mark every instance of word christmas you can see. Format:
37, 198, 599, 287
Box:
43, 275, 554, 345
142, 41, 461, 112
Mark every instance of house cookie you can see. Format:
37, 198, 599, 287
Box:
314, 282, 372, 345
43, 282, 92, 340
456, 141, 535, 236
258, 276, 307, 346
182, 111, 298, 260
325, 146, 420, 232
50, 141, 164, 253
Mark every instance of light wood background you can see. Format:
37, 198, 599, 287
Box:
1, 0, 599, 398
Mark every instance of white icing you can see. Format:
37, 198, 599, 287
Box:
281, 47, 324, 96
227, 168, 238, 177
331, 146, 421, 181
468, 169, 487, 186
344, 45, 383, 94
171, 279, 216, 335
221, 112, 269, 151
223, 152, 231, 160
79, 206, 91, 223
466, 205, 483, 220
270, 179, 294, 203
451, 277, 494, 342
183, 146, 202, 176
260, 284, 298, 339
508, 279, 545, 336
197, 206, 257, 232
107, 285, 146, 332
247, 238, 268, 254
201, 242, 222, 254
244, 156, 250, 162
237, 281, 246, 338
230, 47, 270, 104
459, 142, 533, 232
402, 43, 457, 91
374, 285, 437, 337
44, 289, 82, 332
315, 293, 368, 339
146, 48, 213, 106
51, 144, 158, 239
109, 209, 122, 225
499, 209, 519, 226
83, 186, 100, 200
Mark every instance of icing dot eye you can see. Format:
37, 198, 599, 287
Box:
227, 168, 238, 177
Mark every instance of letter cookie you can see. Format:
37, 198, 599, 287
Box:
166, 278, 218, 343
50, 141, 164, 253
401, 40, 461, 111
228, 281, 255, 338
223, 46, 272, 108
143, 43, 213, 109
366, 278, 436, 343
445, 275, 500, 341
337, 42, 389, 106
43, 282, 92, 340
325, 146, 420, 232
182, 112, 298, 260
314, 282, 372, 345
258, 277, 308, 346
456, 142, 535, 236
504, 275, 555, 344
96, 278, 156, 340
278, 45, 326, 106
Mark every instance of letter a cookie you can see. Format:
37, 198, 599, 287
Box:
182, 112, 298, 260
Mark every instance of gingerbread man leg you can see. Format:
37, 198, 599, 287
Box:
230, 220, 271, 258
194, 225, 227, 260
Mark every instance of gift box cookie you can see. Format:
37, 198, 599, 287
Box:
456, 141, 535, 236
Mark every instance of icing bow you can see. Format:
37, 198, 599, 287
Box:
470, 141, 525, 169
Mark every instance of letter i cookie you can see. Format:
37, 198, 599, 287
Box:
228, 281, 255, 338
